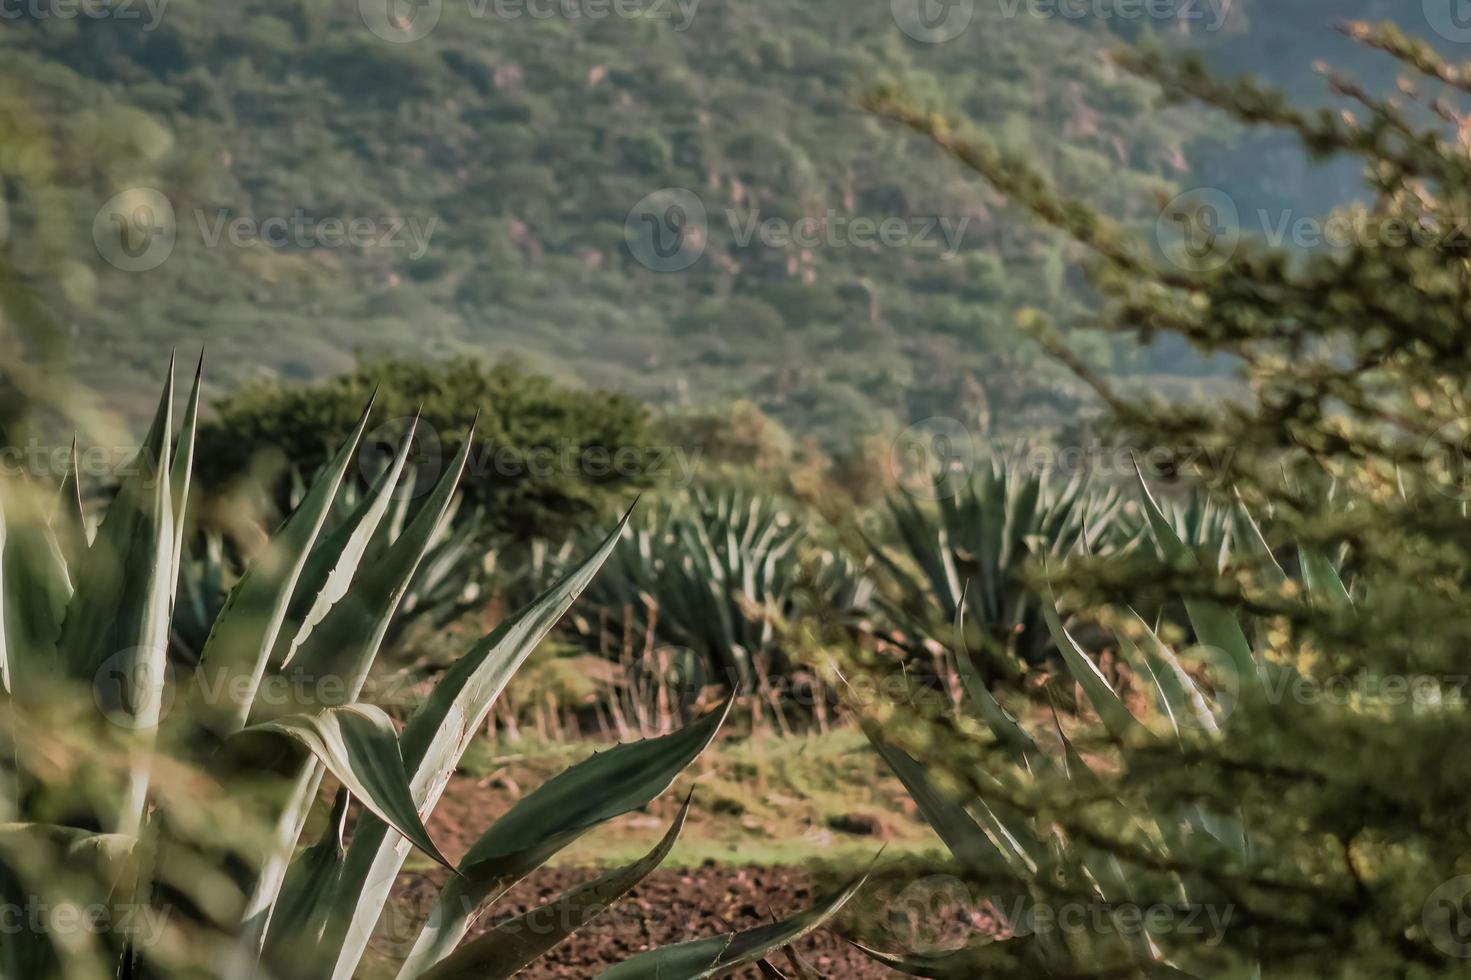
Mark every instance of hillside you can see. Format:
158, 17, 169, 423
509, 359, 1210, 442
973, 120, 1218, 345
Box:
0, 0, 1427, 440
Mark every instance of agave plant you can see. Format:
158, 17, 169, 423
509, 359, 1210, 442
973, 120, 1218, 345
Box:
869, 455, 1125, 674
0, 360, 862, 980
573, 487, 874, 699
853, 472, 1357, 977
172, 478, 494, 666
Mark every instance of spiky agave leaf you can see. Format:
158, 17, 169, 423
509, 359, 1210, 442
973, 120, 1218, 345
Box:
393, 701, 731, 977
187, 394, 374, 739
318, 509, 636, 980
594, 875, 868, 980
416, 796, 693, 980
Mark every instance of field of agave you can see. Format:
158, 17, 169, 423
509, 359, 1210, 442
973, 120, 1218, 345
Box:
14, 17, 1471, 977
0, 362, 870, 980
2, 358, 1382, 980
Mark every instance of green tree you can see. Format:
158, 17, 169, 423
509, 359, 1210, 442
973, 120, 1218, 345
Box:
852, 20, 1471, 978
196, 357, 662, 543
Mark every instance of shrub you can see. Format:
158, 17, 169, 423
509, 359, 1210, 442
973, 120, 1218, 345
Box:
194, 357, 663, 545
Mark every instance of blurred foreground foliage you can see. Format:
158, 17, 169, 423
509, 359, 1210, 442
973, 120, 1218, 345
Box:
841, 19, 1471, 979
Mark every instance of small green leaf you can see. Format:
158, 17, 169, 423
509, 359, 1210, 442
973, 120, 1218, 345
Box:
595, 876, 866, 980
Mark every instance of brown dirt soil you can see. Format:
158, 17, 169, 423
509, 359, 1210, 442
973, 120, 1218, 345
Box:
362, 863, 903, 978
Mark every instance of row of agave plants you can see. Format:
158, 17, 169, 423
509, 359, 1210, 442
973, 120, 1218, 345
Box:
168, 424, 1253, 735
0, 362, 867, 980
526, 458, 1245, 722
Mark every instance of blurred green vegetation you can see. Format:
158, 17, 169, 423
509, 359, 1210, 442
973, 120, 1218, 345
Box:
0, 0, 1229, 445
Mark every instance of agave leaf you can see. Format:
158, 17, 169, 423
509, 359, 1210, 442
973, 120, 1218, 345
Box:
262, 787, 351, 961
54, 364, 174, 834
52, 439, 89, 572
1040, 579, 1139, 740
319, 512, 633, 980
395, 701, 731, 977
169, 353, 203, 600
235, 432, 479, 975
55, 361, 173, 685
1229, 498, 1287, 593
272, 415, 418, 671
594, 875, 867, 980
858, 720, 1037, 894
276, 420, 473, 714
848, 936, 1049, 978
0, 478, 72, 699
1298, 546, 1352, 609
1121, 609, 1218, 735
951, 589, 1039, 765
243, 704, 454, 872
189, 395, 374, 737
1133, 470, 1257, 690
416, 797, 692, 980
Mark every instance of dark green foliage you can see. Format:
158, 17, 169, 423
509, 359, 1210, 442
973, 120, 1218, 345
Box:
569, 487, 873, 698
869, 458, 1124, 672
195, 357, 660, 543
